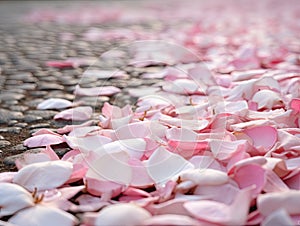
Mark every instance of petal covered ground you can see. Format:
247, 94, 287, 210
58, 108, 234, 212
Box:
1, 0, 300, 225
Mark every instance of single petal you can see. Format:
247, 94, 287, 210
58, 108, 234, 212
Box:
93, 203, 151, 226
9, 205, 78, 226
37, 98, 73, 110
64, 134, 112, 153
142, 214, 200, 226
179, 168, 228, 186
290, 98, 300, 113
145, 147, 194, 184
184, 187, 253, 225
231, 163, 266, 197
13, 160, 73, 192
74, 85, 121, 96
244, 126, 277, 151
257, 190, 300, 216
0, 183, 34, 217
252, 90, 283, 110
24, 134, 64, 148
262, 209, 293, 226
54, 106, 93, 121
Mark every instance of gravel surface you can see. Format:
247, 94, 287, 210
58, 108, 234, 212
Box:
0, 1, 162, 172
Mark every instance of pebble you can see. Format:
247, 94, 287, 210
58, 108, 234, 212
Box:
0, 140, 11, 148
9, 105, 29, 112
0, 109, 24, 124
23, 114, 43, 123
9, 144, 27, 152
0, 92, 25, 101
0, 127, 22, 134
29, 123, 51, 129
26, 110, 58, 119
38, 82, 65, 90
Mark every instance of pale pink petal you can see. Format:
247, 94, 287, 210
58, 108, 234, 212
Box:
290, 98, 300, 113
128, 158, 154, 187
262, 209, 293, 226
257, 190, 300, 216
86, 151, 132, 185
68, 126, 100, 137
189, 155, 225, 171
179, 168, 228, 186
32, 128, 59, 136
13, 160, 73, 192
94, 138, 146, 159
209, 139, 248, 162
64, 134, 111, 153
244, 126, 277, 151
159, 115, 209, 131
194, 180, 240, 205
231, 164, 266, 197
184, 186, 253, 225
37, 98, 73, 110
93, 203, 151, 226
74, 85, 121, 96
85, 177, 124, 198
23, 134, 64, 147
145, 147, 194, 184
9, 205, 78, 226
252, 90, 283, 110
46, 61, 74, 68
16, 152, 51, 169
0, 172, 16, 183
263, 170, 290, 192
115, 121, 166, 140
162, 79, 206, 95
0, 183, 34, 217
57, 120, 94, 134
54, 106, 93, 121
42, 145, 60, 161
142, 214, 200, 226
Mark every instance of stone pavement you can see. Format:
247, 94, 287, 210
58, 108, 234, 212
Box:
0, 1, 163, 172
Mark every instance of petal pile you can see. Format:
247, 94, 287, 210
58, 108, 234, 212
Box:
2, 0, 300, 225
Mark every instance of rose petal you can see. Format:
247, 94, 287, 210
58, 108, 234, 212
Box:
13, 160, 73, 192
37, 98, 73, 110
0, 183, 34, 217
54, 106, 93, 121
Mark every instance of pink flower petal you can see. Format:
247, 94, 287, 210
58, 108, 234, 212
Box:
9, 205, 78, 226
231, 163, 266, 197
23, 134, 64, 148
262, 209, 293, 226
74, 85, 121, 96
0, 183, 34, 217
13, 160, 73, 192
54, 106, 93, 121
37, 98, 73, 110
184, 186, 253, 225
257, 190, 300, 216
142, 214, 200, 226
290, 98, 300, 113
145, 147, 194, 184
180, 168, 228, 186
93, 203, 151, 226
